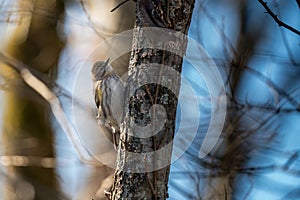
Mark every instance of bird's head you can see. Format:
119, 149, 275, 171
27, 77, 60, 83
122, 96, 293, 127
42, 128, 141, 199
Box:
91, 58, 112, 81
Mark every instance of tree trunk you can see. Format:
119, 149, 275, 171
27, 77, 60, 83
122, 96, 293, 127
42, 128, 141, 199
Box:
110, 0, 195, 199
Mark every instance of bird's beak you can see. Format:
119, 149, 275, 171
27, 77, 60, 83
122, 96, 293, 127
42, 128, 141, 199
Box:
105, 58, 110, 66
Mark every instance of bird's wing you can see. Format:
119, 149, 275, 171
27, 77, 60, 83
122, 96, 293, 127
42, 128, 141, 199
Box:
94, 81, 102, 108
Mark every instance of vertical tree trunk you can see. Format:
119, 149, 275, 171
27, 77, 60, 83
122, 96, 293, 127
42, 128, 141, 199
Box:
110, 0, 195, 199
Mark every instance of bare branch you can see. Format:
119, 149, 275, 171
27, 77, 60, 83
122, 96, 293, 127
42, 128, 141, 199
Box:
243, 65, 300, 111
296, 0, 300, 9
110, 0, 131, 12
0, 52, 102, 166
258, 0, 300, 35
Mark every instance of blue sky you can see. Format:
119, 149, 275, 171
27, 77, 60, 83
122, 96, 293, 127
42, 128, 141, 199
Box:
168, 0, 300, 199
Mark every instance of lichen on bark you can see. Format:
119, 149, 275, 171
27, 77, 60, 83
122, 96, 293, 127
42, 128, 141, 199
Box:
110, 1, 195, 199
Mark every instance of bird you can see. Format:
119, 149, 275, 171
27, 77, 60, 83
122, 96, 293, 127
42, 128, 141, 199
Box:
91, 58, 123, 150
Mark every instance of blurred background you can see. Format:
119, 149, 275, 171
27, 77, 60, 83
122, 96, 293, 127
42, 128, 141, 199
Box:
0, 0, 299, 199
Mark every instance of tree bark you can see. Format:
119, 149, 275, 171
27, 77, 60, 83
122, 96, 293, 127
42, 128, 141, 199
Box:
110, 0, 195, 199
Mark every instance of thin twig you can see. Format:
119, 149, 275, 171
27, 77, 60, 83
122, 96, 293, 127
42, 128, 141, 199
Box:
243, 65, 300, 111
257, 0, 300, 35
79, 0, 112, 38
275, 7, 298, 66
199, 4, 237, 57
111, 0, 130, 12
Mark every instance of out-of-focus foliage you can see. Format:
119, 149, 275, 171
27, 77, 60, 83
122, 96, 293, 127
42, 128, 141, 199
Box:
169, 0, 300, 200
1, 0, 65, 199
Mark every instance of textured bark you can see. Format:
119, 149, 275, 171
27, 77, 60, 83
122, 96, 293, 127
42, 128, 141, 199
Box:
110, 0, 195, 199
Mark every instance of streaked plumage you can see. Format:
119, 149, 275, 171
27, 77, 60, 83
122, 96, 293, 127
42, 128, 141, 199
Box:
91, 58, 123, 149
